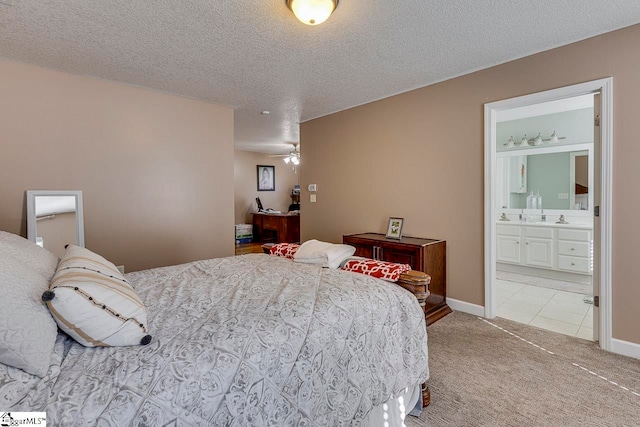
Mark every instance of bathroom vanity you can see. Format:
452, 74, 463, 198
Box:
496, 221, 593, 280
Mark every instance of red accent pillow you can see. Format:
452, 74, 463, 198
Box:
341, 259, 412, 282
269, 243, 300, 260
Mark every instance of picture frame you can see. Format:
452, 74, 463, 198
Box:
385, 217, 404, 240
257, 165, 275, 191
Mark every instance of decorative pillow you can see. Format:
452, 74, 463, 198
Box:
0, 253, 59, 377
341, 258, 412, 282
0, 230, 59, 280
269, 243, 300, 259
293, 239, 356, 269
43, 245, 151, 348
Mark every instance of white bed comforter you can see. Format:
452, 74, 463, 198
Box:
2, 254, 428, 426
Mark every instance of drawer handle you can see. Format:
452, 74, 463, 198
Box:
571, 247, 575, 251
571, 262, 575, 266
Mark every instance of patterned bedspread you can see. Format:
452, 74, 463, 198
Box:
1, 254, 429, 425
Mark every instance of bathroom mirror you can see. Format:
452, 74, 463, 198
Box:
27, 190, 85, 258
496, 145, 593, 213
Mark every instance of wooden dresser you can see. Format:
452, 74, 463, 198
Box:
343, 233, 451, 325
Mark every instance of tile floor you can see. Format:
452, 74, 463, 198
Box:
496, 279, 594, 340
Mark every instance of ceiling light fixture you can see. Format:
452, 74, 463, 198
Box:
275, 143, 301, 170
286, 0, 339, 26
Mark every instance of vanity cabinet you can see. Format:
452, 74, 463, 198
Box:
556, 228, 592, 274
523, 227, 554, 268
497, 226, 522, 264
496, 223, 592, 276
343, 233, 450, 325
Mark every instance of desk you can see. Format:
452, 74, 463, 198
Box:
252, 212, 300, 243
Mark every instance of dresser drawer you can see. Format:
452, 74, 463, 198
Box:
558, 255, 591, 273
557, 228, 591, 242
558, 241, 591, 257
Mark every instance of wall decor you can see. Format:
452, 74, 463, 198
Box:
257, 165, 275, 191
385, 217, 404, 240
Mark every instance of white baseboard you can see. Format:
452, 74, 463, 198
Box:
611, 338, 640, 360
447, 298, 485, 317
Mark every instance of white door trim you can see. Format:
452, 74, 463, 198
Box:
484, 77, 613, 352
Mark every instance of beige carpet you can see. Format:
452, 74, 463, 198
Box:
407, 311, 640, 427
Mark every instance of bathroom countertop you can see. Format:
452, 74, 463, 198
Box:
496, 220, 592, 229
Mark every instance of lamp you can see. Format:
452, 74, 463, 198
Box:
286, 0, 339, 26
284, 152, 300, 165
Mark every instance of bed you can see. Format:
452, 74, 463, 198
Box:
1, 239, 429, 425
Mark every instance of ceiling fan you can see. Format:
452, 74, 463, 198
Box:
270, 143, 300, 166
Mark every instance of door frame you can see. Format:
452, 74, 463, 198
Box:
484, 78, 613, 351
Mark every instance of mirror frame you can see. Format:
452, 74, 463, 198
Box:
495, 142, 594, 216
26, 190, 85, 248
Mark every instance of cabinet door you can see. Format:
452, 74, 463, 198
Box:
497, 235, 521, 264
524, 238, 554, 268
380, 247, 417, 267
351, 243, 374, 259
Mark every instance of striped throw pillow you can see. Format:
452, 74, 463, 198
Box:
43, 245, 151, 347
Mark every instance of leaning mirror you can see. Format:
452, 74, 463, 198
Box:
27, 190, 85, 258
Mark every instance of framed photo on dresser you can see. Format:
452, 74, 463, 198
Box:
257, 165, 275, 191
385, 217, 404, 239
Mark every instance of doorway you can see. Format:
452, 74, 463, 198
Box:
484, 78, 613, 351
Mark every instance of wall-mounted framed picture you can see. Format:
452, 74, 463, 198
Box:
385, 217, 404, 240
257, 165, 275, 191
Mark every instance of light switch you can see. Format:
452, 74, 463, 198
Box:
558, 193, 569, 200
310, 194, 317, 203
308, 184, 317, 192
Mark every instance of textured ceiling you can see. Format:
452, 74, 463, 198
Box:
1, 1, 639, 154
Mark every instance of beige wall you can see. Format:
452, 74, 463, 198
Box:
575, 155, 589, 188
0, 60, 235, 272
301, 24, 640, 345
234, 150, 299, 224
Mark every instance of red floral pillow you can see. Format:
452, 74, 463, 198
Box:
269, 243, 300, 260
341, 259, 412, 282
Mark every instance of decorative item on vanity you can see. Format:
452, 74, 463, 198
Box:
499, 213, 510, 222
523, 190, 543, 222
286, 0, 339, 26
556, 215, 568, 224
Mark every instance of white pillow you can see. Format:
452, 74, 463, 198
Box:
0, 231, 59, 280
44, 245, 151, 348
293, 239, 356, 269
0, 252, 58, 377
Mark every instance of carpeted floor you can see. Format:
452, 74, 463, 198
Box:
406, 311, 640, 427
